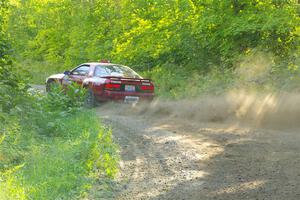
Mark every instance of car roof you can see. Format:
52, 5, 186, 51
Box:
84, 62, 119, 66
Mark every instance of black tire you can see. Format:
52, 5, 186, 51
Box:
84, 89, 96, 108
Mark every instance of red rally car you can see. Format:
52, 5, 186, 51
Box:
46, 62, 155, 106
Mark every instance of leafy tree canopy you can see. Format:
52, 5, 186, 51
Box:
4, 0, 300, 74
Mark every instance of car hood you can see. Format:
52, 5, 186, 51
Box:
47, 73, 65, 79
46, 73, 65, 83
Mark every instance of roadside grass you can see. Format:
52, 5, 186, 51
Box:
0, 86, 119, 199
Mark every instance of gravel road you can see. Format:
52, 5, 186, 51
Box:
90, 99, 300, 200
33, 85, 299, 200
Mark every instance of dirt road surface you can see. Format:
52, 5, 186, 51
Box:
90, 93, 300, 200
31, 85, 300, 199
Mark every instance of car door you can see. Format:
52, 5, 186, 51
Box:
69, 65, 90, 85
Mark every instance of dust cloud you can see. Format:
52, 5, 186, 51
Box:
130, 91, 300, 131
104, 52, 300, 131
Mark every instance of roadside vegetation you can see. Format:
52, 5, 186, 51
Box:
1, 1, 119, 199
0, 83, 119, 199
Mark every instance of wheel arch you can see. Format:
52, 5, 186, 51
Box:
46, 78, 59, 92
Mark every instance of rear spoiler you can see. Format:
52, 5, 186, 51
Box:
100, 76, 152, 82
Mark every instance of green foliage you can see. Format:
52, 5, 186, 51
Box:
1, 85, 119, 200
45, 82, 87, 111
22, 83, 86, 136
1, 2, 119, 199
1, 111, 119, 200
0, 0, 29, 113
6, 0, 299, 78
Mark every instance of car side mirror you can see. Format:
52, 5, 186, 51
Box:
63, 70, 70, 75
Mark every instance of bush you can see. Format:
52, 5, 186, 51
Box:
0, 84, 119, 200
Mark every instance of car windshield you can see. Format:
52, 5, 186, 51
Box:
94, 65, 142, 79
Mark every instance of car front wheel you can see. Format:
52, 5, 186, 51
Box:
46, 80, 59, 92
